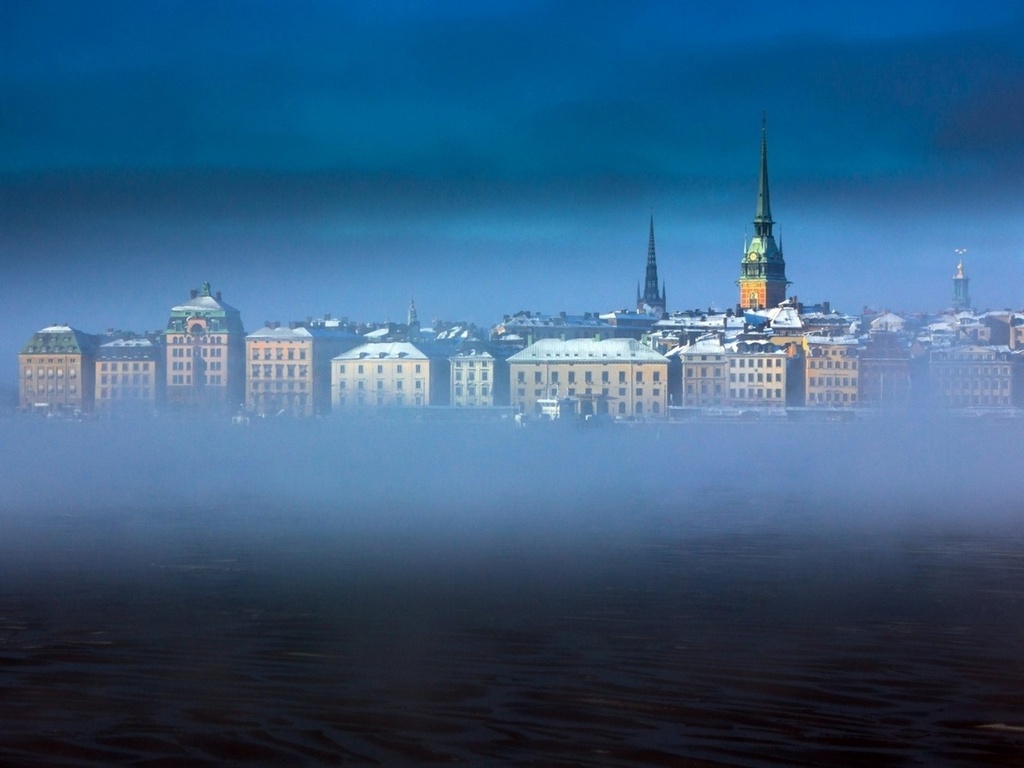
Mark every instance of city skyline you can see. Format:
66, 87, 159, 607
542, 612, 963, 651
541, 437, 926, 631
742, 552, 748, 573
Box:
3, 1, 1024, 387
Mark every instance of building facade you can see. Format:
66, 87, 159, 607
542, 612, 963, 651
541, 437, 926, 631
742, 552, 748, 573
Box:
726, 340, 788, 407
95, 337, 163, 413
246, 323, 360, 417
858, 331, 912, 407
509, 338, 669, 418
18, 325, 99, 413
675, 336, 729, 408
929, 344, 1014, 407
738, 119, 789, 310
449, 342, 508, 408
804, 337, 860, 406
164, 283, 246, 411
332, 342, 450, 410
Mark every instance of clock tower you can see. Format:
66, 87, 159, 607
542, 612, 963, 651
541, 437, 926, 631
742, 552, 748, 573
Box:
738, 117, 789, 310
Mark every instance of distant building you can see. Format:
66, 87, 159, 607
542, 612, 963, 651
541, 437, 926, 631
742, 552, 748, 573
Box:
952, 259, 970, 312
671, 335, 729, 408
491, 311, 615, 347
19, 324, 99, 413
246, 322, 361, 417
737, 117, 790, 310
95, 337, 164, 413
726, 338, 789, 407
858, 331, 912, 407
508, 338, 669, 419
164, 283, 246, 411
449, 341, 509, 408
332, 341, 451, 410
929, 344, 1013, 407
804, 337, 859, 407
636, 214, 666, 316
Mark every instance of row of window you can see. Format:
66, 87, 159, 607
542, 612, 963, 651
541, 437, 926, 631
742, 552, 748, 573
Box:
515, 370, 663, 385
251, 365, 310, 378
169, 336, 226, 344
934, 366, 1011, 376
808, 359, 857, 370
171, 346, 224, 358
808, 377, 857, 388
170, 375, 224, 385
337, 394, 426, 407
250, 381, 307, 391
809, 392, 857, 403
453, 385, 490, 397
250, 348, 308, 361
100, 374, 151, 385
339, 380, 424, 391
338, 363, 423, 375
731, 388, 784, 399
98, 388, 152, 399
23, 385, 77, 395
453, 370, 489, 381
733, 372, 783, 383
100, 362, 149, 371
517, 387, 659, 399
25, 368, 78, 378
937, 379, 1010, 390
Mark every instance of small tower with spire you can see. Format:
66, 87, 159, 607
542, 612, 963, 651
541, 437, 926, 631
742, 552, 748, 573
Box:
952, 254, 970, 311
636, 213, 667, 316
737, 115, 789, 310
407, 299, 421, 340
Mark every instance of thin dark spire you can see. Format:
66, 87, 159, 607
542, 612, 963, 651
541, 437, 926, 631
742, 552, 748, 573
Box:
754, 114, 773, 237
642, 213, 661, 305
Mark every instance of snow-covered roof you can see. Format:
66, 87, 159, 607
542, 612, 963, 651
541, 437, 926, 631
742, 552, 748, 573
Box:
509, 338, 667, 363
766, 305, 803, 330
804, 335, 859, 346
672, 336, 728, 357
101, 338, 154, 348
246, 326, 314, 340
334, 342, 429, 361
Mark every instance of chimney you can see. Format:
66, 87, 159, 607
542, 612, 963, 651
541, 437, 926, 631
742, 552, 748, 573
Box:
216, 291, 222, 301
190, 289, 198, 299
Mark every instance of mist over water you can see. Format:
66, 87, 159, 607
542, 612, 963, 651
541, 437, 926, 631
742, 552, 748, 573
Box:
1, 417, 1023, 765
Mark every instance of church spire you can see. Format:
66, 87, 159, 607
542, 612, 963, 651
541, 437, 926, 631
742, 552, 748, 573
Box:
737, 115, 788, 311
638, 212, 666, 315
754, 112, 773, 238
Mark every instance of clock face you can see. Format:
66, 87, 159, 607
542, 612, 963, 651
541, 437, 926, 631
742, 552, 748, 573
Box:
747, 251, 760, 262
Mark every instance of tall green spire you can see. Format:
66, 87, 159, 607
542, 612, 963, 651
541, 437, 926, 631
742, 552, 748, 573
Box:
754, 112, 773, 238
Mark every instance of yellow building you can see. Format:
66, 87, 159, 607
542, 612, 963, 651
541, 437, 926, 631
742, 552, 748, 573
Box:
804, 337, 859, 407
449, 343, 508, 408
246, 323, 360, 417
19, 325, 99, 414
165, 283, 246, 412
929, 344, 1013, 407
509, 338, 669, 419
332, 342, 448, 410
95, 338, 163, 413
673, 336, 729, 407
726, 340, 788, 406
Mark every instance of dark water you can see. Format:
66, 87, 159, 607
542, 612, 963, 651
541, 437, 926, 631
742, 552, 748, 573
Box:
1, 418, 1024, 766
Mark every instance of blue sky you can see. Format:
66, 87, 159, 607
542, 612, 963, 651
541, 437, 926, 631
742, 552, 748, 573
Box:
3, 1, 1024, 384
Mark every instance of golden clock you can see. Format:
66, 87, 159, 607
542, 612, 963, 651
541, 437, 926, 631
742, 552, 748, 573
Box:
747, 251, 760, 262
